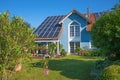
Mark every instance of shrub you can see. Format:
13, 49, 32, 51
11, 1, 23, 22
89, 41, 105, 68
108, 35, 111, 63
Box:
91, 9, 120, 58
61, 49, 67, 56
91, 59, 113, 80
82, 51, 91, 56
90, 50, 99, 56
76, 47, 82, 55
76, 47, 82, 52
113, 60, 120, 65
101, 65, 120, 80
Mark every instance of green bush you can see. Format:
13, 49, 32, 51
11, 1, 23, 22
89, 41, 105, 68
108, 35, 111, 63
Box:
82, 51, 91, 56
91, 59, 113, 80
61, 49, 67, 56
76, 47, 82, 52
90, 50, 101, 56
101, 65, 120, 80
113, 60, 120, 65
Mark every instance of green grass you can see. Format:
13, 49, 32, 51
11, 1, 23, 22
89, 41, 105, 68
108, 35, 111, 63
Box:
13, 55, 103, 80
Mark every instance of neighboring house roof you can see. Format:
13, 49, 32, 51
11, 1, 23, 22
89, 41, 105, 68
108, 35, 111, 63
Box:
34, 9, 105, 40
86, 12, 105, 31
94, 12, 105, 20
86, 13, 96, 31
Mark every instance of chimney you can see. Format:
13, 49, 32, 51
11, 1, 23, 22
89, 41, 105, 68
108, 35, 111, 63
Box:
87, 8, 90, 19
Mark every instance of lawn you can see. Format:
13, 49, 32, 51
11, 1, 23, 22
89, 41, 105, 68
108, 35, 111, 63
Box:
13, 55, 103, 80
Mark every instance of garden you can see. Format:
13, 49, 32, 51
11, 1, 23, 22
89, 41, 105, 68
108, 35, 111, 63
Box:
12, 55, 103, 80
0, 4, 120, 80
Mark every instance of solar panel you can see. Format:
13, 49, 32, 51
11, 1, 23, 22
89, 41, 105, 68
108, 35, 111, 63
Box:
34, 15, 65, 40
94, 12, 105, 21
42, 16, 58, 37
54, 32, 59, 37
94, 13, 99, 20
48, 32, 54, 38
38, 33, 44, 38
43, 32, 49, 38
36, 17, 50, 35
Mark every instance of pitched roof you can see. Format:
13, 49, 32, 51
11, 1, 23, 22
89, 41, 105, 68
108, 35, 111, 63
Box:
34, 10, 105, 40
34, 15, 65, 40
59, 9, 91, 24
94, 12, 105, 20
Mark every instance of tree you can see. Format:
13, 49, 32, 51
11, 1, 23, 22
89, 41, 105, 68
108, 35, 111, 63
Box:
0, 11, 36, 80
112, 4, 120, 10
48, 43, 57, 57
91, 10, 120, 58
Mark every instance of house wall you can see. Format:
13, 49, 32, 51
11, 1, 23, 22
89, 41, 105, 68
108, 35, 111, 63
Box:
60, 13, 91, 54
81, 27, 91, 49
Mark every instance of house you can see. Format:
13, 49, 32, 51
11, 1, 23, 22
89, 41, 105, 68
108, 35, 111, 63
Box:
34, 9, 105, 55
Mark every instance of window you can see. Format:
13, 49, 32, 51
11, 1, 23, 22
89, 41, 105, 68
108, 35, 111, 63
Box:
70, 42, 80, 53
70, 26, 74, 37
70, 21, 80, 37
70, 42, 74, 53
75, 26, 80, 36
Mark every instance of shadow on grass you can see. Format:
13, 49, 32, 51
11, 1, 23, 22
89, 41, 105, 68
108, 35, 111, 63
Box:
30, 57, 95, 80
48, 59, 94, 80
31, 61, 43, 68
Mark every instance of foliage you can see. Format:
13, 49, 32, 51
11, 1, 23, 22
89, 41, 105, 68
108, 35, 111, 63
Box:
113, 60, 120, 65
91, 9, 120, 56
48, 43, 57, 57
82, 51, 91, 56
91, 59, 113, 80
101, 65, 120, 80
36, 43, 46, 54
91, 59, 120, 80
60, 49, 67, 56
112, 3, 120, 10
59, 44, 63, 53
76, 47, 82, 55
90, 50, 102, 56
76, 47, 82, 52
0, 11, 36, 80
82, 49, 102, 56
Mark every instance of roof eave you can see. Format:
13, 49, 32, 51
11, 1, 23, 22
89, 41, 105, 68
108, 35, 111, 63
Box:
59, 9, 91, 24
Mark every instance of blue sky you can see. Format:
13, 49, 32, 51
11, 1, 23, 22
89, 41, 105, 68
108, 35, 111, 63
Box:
0, 0, 119, 28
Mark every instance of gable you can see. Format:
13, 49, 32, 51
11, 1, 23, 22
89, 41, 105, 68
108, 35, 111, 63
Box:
59, 9, 91, 24
62, 12, 88, 29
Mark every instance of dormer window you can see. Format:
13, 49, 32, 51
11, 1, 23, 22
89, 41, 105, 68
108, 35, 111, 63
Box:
70, 21, 80, 37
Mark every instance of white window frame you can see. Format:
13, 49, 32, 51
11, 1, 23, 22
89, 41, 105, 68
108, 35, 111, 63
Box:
69, 21, 80, 37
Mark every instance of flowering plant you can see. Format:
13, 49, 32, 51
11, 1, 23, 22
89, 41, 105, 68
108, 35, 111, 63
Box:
42, 57, 49, 75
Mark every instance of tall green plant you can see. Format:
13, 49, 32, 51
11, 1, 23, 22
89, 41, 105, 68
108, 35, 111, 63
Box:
0, 11, 36, 80
48, 43, 57, 57
91, 9, 120, 58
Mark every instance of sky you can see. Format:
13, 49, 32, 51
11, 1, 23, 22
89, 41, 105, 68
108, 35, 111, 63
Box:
0, 0, 119, 28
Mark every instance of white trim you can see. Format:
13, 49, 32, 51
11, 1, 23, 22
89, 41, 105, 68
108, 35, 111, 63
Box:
59, 12, 73, 24
35, 40, 59, 43
68, 20, 81, 40
59, 9, 90, 24
68, 20, 81, 53
57, 42, 60, 55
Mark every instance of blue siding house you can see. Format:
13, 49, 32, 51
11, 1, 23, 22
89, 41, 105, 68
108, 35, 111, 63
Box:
34, 9, 104, 55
